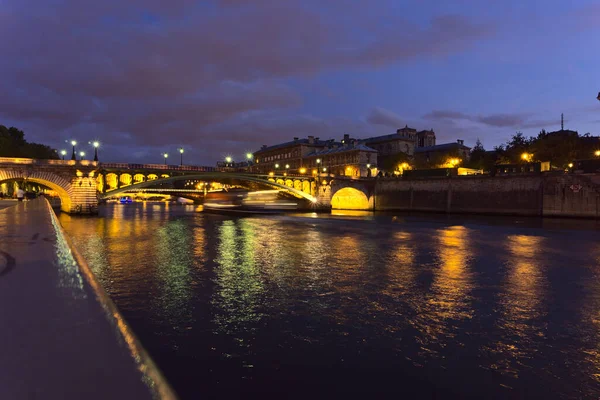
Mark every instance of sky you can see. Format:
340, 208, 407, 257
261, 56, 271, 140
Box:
1, 0, 599, 165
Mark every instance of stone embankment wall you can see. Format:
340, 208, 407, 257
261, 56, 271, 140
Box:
374, 173, 600, 218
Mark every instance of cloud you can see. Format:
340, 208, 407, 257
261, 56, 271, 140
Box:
0, 0, 494, 163
365, 108, 405, 127
423, 109, 555, 129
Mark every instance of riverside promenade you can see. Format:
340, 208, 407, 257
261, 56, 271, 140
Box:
0, 199, 177, 399
0, 199, 16, 210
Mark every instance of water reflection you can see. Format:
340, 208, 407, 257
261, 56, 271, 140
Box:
212, 219, 264, 337
58, 204, 600, 399
492, 234, 546, 378
415, 226, 474, 350
154, 219, 195, 330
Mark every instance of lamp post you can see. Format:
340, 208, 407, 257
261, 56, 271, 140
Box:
91, 141, 99, 162
79, 151, 85, 161
70, 140, 77, 161
225, 156, 232, 167
60, 150, 67, 160
179, 148, 184, 166
163, 153, 168, 165
595, 150, 600, 157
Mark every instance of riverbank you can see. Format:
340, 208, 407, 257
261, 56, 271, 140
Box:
371, 172, 600, 218
0, 199, 177, 399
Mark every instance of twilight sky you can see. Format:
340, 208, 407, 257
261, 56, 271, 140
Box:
1, 0, 599, 165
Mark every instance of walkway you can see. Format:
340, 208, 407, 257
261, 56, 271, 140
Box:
0, 199, 176, 399
0, 199, 16, 210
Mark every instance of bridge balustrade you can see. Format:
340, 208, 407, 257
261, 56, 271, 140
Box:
0, 157, 97, 167
98, 162, 216, 172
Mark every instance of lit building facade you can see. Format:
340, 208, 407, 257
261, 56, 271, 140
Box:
253, 136, 377, 177
253, 136, 330, 174
304, 144, 378, 178
360, 126, 437, 170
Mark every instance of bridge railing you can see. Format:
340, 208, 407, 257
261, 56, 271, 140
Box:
99, 163, 217, 172
0, 157, 97, 167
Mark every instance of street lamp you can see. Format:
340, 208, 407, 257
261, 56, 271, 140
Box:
595, 150, 600, 157
285, 164, 290, 169
179, 148, 184, 166
246, 153, 253, 160
163, 153, 168, 165
316, 158, 321, 164
225, 156, 232, 166
299, 167, 306, 174
70, 140, 77, 160
79, 151, 85, 160
60, 150, 67, 160
275, 163, 279, 169
521, 153, 531, 162
90, 141, 99, 162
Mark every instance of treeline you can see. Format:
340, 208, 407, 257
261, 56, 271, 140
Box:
468, 130, 599, 171
0, 125, 59, 159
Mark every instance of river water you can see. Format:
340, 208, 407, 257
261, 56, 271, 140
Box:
58, 203, 600, 399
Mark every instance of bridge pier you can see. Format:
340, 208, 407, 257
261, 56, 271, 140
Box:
65, 173, 98, 214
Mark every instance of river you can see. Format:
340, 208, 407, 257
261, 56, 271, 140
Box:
58, 203, 600, 399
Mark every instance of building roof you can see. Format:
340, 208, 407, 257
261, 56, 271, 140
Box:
363, 132, 415, 145
254, 138, 333, 154
414, 142, 471, 153
306, 143, 377, 157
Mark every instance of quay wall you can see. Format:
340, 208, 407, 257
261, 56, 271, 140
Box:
373, 173, 600, 218
0, 199, 177, 399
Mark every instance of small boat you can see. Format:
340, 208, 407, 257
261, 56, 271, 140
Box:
202, 189, 297, 215
119, 196, 133, 204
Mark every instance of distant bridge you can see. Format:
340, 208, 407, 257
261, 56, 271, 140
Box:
1, 158, 375, 213
100, 172, 319, 204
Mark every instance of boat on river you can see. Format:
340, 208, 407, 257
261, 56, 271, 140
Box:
203, 189, 298, 215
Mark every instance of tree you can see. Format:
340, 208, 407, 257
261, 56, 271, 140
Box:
379, 152, 412, 172
467, 138, 486, 169
495, 132, 533, 164
0, 125, 59, 159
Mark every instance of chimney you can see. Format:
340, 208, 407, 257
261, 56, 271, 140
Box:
457, 139, 464, 145
308, 135, 315, 144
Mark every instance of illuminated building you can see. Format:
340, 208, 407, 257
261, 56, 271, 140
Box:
253, 135, 377, 177
363, 126, 435, 157
303, 143, 377, 178
253, 136, 330, 174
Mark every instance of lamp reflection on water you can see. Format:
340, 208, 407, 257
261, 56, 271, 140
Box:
154, 219, 195, 328
415, 226, 474, 349
492, 234, 546, 378
213, 220, 264, 336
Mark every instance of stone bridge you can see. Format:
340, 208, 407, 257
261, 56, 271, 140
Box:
2, 158, 378, 213
0, 158, 98, 213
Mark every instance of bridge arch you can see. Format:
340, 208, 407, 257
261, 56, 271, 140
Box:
0, 169, 73, 211
331, 187, 371, 210
101, 173, 318, 203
